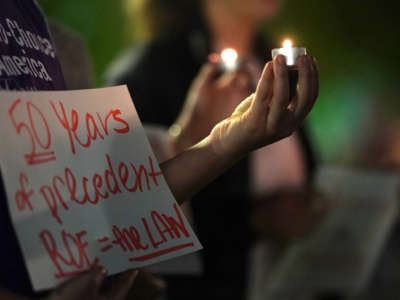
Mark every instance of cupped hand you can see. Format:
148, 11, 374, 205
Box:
210, 54, 319, 158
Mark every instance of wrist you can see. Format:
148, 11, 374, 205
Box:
168, 121, 194, 154
168, 111, 206, 153
208, 122, 246, 163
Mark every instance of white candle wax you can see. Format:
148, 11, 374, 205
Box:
271, 40, 307, 67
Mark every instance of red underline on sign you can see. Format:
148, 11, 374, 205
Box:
128, 243, 195, 262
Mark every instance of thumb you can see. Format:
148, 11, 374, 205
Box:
49, 267, 107, 300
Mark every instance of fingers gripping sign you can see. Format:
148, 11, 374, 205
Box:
48, 267, 139, 300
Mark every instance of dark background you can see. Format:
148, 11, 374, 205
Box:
40, 0, 400, 164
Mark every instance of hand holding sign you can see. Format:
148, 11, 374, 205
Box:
47, 267, 138, 300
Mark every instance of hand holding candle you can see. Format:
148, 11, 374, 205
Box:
170, 39, 318, 156
169, 54, 252, 152
209, 50, 319, 156
272, 39, 307, 100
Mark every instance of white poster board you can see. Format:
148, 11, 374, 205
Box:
0, 86, 202, 291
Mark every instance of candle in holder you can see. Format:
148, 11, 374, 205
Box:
272, 39, 307, 99
220, 48, 239, 72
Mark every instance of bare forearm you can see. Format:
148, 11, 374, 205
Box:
160, 135, 241, 205
160, 55, 319, 205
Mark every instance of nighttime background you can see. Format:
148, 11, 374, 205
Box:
39, 0, 400, 165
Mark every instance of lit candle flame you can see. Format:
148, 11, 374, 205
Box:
221, 48, 238, 71
283, 39, 293, 49
282, 39, 294, 65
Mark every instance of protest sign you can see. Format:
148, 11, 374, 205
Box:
0, 86, 202, 291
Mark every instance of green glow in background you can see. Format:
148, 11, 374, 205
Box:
40, 0, 400, 164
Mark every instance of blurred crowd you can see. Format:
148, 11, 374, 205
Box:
1, 0, 400, 299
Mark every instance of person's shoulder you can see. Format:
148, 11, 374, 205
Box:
104, 32, 189, 86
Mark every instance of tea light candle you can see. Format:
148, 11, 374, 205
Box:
271, 39, 307, 67
220, 48, 239, 72
271, 39, 307, 99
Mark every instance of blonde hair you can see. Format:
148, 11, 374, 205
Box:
124, 0, 200, 42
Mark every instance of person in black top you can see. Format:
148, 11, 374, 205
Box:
0, 1, 320, 299
106, 0, 322, 299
